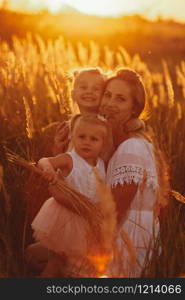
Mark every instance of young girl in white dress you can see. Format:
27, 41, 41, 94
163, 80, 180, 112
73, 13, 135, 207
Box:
31, 114, 109, 277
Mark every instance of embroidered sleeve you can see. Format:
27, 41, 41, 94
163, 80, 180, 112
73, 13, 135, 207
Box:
112, 164, 144, 186
110, 139, 158, 189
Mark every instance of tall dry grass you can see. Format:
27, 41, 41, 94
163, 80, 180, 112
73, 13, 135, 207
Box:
0, 34, 185, 277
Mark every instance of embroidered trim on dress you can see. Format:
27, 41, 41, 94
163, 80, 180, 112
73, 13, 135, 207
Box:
111, 164, 158, 189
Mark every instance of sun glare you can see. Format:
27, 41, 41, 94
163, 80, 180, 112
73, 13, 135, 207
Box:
45, 0, 65, 13
9, 0, 185, 21
66, 0, 134, 16
36, 0, 140, 16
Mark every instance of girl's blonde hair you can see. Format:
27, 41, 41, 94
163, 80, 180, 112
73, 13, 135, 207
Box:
72, 67, 107, 87
71, 114, 110, 140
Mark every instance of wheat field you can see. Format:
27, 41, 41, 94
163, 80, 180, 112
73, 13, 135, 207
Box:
0, 34, 185, 277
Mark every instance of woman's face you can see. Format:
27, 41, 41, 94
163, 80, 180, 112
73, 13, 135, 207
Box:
101, 79, 134, 127
72, 72, 104, 114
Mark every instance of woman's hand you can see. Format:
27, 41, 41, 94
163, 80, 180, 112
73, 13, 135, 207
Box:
53, 121, 70, 155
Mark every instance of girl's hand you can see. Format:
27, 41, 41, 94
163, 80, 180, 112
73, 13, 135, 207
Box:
37, 158, 54, 172
42, 170, 58, 184
53, 121, 70, 155
37, 158, 58, 184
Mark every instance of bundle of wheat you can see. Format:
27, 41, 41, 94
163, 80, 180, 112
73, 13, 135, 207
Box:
6, 149, 103, 239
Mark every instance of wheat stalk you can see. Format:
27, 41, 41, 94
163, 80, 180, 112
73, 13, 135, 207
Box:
0, 165, 11, 215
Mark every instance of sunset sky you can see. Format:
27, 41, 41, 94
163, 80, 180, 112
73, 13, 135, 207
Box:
2, 0, 185, 21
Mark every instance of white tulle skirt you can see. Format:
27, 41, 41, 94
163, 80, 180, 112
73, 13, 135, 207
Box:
31, 197, 91, 257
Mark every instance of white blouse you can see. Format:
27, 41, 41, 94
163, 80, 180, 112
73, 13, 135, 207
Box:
65, 149, 106, 203
106, 137, 158, 211
106, 137, 159, 277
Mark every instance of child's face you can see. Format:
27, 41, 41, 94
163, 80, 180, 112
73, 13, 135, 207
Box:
72, 122, 106, 161
72, 72, 105, 113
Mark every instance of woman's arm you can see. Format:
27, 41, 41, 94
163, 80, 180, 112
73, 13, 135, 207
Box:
52, 121, 70, 155
112, 183, 138, 228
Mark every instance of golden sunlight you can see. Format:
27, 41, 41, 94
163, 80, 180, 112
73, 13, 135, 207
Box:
8, 0, 153, 16
87, 253, 113, 276
44, 0, 66, 13
8, 0, 185, 21
65, 0, 137, 16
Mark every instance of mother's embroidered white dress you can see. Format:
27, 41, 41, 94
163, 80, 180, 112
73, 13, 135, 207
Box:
106, 137, 159, 277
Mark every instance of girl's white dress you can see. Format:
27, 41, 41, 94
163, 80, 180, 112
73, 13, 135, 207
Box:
106, 137, 159, 277
32, 149, 106, 257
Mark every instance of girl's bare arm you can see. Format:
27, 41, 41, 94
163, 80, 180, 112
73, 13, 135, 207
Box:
48, 153, 72, 176
38, 154, 72, 182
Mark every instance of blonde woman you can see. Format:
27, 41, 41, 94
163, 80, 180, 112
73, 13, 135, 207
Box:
101, 68, 169, 277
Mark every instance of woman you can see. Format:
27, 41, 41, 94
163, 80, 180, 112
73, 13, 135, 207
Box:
100, 68, 169, 277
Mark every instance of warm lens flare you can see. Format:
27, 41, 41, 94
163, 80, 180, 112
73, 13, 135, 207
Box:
87, 253, 112, 275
